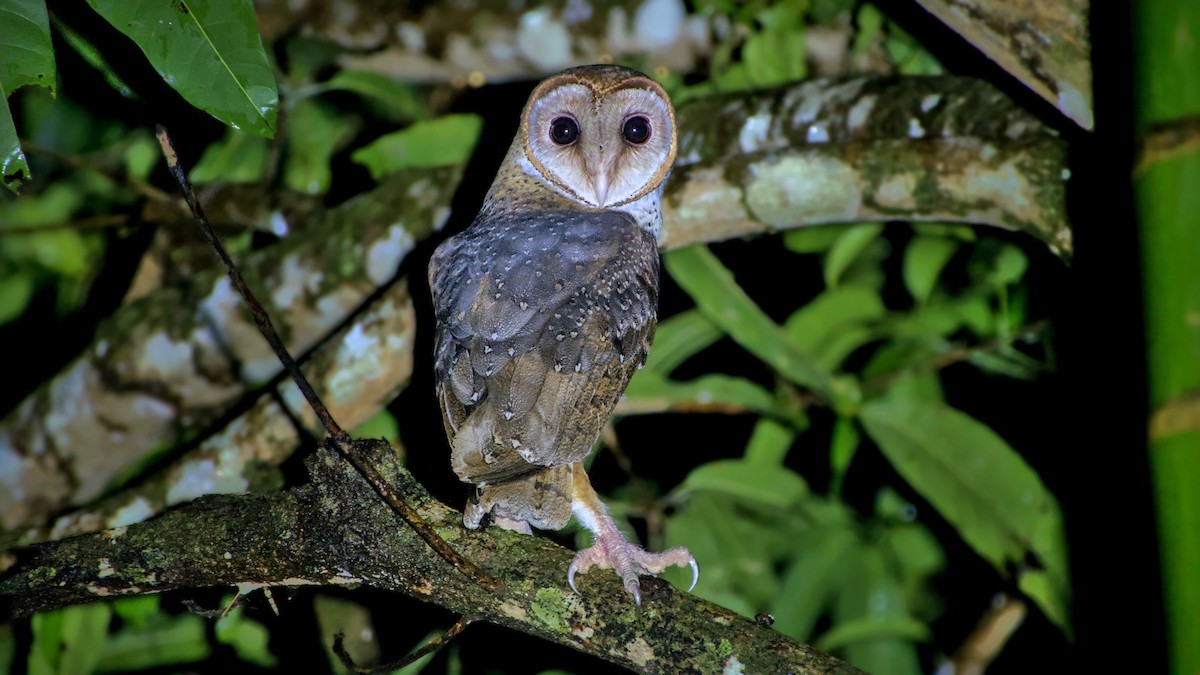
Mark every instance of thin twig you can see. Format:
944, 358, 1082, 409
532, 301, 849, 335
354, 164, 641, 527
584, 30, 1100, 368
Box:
154, 125, 499, 591
333, 616, 474, 674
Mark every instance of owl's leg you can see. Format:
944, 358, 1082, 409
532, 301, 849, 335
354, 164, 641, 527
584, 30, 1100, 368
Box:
566, 462, 698, 606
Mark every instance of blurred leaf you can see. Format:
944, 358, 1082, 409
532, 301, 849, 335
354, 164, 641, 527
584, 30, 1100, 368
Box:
831, 546, 923, 675
1019, 569, 1071, 637
216, 606, 277, 668
784, 225, 844, 254
1, 82, 27, 192
30, 603, 111, 675
676, 459, 808, 509
55, 17, 134, 99
641, 309, 723, 375
621, 371, 779, 417
110, 596, 159, 631
816, 616, 930, 652
886, 523, 946, 588
913, 222, 976, 242
829, 415, 859, 494
314, 594, 379, 675
284, 97, 356, 195
85, 0, 278, 136
190, 129, 268, 184
825, 223, 883, 288
860, 394, 1071, 631
352, 408, 399, 442
785, 285, 885, 370
969, 346, 1044, 380
0, 0, 55, 95
0, 269, 34, 323
904, 235, 959, 303
744, 418, 795, 465
772, 526, 861, 640
664, 492, 783, 611
122, 132, 158, 179
322, 70, 430, 122
852, 3, 885, 57
885, 21, 943, 75
743, 11, 806, 87
665, 246, 834, 395
352, 114, 482, 180
98, 610, 209, 672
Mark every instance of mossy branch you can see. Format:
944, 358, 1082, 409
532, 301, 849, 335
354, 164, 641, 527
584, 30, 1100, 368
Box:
0, 442, 858, 675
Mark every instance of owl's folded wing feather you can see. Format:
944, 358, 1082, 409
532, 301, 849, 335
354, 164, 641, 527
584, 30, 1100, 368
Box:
430, 209, 658, 487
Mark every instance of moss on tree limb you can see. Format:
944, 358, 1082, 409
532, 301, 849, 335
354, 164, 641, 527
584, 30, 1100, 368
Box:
0, 442, 859, 674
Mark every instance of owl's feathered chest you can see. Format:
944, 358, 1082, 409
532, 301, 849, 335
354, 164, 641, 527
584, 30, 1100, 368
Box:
429, 208, 659, 485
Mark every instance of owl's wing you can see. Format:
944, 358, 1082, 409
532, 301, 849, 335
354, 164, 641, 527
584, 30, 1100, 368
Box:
429, 209, 658, 487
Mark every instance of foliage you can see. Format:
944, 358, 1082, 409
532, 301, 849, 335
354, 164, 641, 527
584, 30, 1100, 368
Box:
0, 0, 1076, 673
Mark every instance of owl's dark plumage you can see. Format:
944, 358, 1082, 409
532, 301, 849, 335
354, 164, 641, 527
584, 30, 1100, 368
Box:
430, 209, 658, 528
429, 64, 694, 604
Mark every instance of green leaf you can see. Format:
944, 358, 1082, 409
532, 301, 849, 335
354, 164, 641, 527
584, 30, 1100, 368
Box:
621, 371, 780, 417
0, 625, 14, 675
189, 129, 268, 184
216, 607, 277, 668
0, 268, 34, 323
743, 418, 795, 465
785, 285, 885, 370
830, 546, 923, 675
784, 225, 845, 254
1, 82, 28, 192
98, 612, 209, 672
284, 97, 356, 195
829, 415, 859, 494
0, 0, 56, 95
85, 0, 278, 136
54, 17, 134, 99
743, 25, 806, 87
351, 408, 399, 442
641, 309, 723, 375
824, 223, 883, 288
314, 594, 379, 675
903, 235, 959, 303
772, 526, 861, 640
676, 459, 808, 509
859, 394, 1071, 631
664, 246, 834, 396
322, 70, 430, 122
352, 114, 482, 180
122, 132, 158, 180
31, 604, 112, 675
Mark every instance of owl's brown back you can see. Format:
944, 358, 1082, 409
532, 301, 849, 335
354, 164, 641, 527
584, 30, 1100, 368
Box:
429, 207, 659, 489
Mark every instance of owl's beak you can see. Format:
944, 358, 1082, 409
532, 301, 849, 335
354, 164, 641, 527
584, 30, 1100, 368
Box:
593, 171, 610, 207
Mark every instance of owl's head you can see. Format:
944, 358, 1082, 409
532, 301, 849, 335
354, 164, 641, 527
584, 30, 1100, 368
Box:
518, 65, 677, 209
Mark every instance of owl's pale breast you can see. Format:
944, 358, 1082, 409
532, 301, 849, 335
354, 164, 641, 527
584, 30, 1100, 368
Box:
430, 209, 659, 487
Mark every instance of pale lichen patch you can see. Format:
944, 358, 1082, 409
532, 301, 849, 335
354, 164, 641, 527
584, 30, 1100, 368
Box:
846, 94, 876, 131
499, 601, 529, 621
875, 173, 918, 210
98, 558, 115, 578
738, 111, 773, 154
745, 155, 861, 226
621, 636, 655, 668
109, 497, 154, 528
366, 224, 415, 286
723, 654, 746, 674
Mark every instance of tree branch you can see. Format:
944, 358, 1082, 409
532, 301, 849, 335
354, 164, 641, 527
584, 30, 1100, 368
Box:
0, 443, 859, 674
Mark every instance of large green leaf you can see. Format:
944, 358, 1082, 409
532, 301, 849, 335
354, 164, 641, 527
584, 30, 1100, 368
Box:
86, 0, 277, 136
1, 81, 27, 192
189, 128, 267, 184
30, 604, 112, 675
830, 546, 922, 675
859, 394, 1071, 632
676, 458, 808, 509
0, 0, 55, 95
352, 114, 482, 179
641, 309, 723, 375
772, 526, 861, 640
665, 246, 834, 396
621, 371, 780, 417
785, 285, 885, 371
284, 97, 356, 195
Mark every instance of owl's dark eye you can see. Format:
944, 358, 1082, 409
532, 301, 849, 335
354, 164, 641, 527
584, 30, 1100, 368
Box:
622, 116, 651, 144
549, 116, 579, 145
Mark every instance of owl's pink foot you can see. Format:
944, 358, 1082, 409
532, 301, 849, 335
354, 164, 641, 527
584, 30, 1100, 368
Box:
567, 463, 698, 606
567, 533, 697, 607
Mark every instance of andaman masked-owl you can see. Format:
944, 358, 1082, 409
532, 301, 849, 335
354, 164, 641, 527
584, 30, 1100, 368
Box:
428, 65, 696, 604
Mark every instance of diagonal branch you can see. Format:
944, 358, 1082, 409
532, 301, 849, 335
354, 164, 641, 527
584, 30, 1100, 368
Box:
0, 443, 859, 675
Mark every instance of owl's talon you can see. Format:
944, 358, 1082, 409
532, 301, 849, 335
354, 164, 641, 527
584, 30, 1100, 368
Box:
567, 560, 580, 594
688, 558, 700, 592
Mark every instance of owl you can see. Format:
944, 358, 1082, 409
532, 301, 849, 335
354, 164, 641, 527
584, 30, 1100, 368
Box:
428, 65, 696, 605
